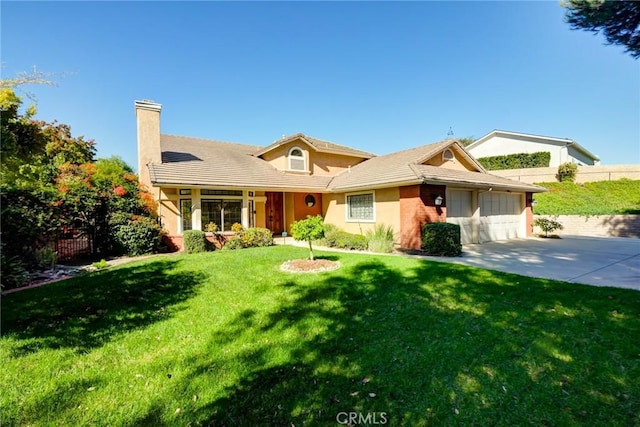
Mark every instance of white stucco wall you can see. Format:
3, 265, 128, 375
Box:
468, 135, 569, 166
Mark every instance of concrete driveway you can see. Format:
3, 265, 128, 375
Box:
432, 235, 640, 290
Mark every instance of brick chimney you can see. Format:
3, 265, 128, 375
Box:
135, 100, 162, 189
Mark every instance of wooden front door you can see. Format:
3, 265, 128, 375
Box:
265, 192, 284, 234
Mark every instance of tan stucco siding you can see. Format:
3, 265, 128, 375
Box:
323, 187, 401, 238
260, 140, 310, 172
424, 148, 478, 171
260, 139, 366, 175
158, 187, 180, 236
310, 151, 367, 176
254, 191, 266, 229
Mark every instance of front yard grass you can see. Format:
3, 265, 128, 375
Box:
1, 246, 639, 426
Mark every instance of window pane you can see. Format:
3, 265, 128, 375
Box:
290, 157, 305, 170
223, 200, 242, 231
290, 148, 303, 157
202, 200, 222, 231
348, 194, 373, 220
180, 199, 192, 231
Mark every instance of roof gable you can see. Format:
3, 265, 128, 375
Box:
254, 133, 375, 159
327, 138, 543, 193
417, 140, 486, 173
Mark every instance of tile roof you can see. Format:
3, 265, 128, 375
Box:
148, 134, 545, 193
149, 135, 332, 190
329, 139, 544, 193
254, 133, 375, 159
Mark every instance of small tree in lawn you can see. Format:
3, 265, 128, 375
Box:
291, 215, 325, 261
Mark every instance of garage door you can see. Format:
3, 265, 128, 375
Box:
479, 192, 522, 243
447, 190, 474, 244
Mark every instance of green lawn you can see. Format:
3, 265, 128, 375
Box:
2, 246, 639, 426
534, 179, 640, 215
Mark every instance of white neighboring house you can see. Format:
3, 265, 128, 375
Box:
467, 130, 600, 167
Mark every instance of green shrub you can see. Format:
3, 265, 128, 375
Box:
222, 235, 245, 250
557, 162, 578, 182
326, 230, 368, 251
241, 227, 274, 247
421, 222, 461, 256
183, 230, 208, 254
477, 151, 551, 170
366, 224, 396, 253
291, 215, 326, 260
92, 259, 109, 270
112, 215, 163, 256
533, 217, 564, 237
34, 247, 58, 269
0, 249, 28, 290
204, 222, 219, 233
231, 223, 244, 233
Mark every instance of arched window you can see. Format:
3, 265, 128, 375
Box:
288, 147, 306, 171
442, 149, 455, 162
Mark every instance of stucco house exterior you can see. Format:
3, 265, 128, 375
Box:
467, 130, 600, 167
136, 101, 545, 249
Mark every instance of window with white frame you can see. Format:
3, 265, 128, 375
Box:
201, 199, 242, 232
442, 149, 455, 162
346, 192, 375, 221
288, 147, 306, 171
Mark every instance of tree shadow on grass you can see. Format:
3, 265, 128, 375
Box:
132, 255, 640, 425
1, 259, 205, 354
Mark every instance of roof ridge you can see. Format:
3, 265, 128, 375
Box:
161, 133, 264, 149
304, 134, 376, 155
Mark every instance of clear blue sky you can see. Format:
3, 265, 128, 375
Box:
2, 1, 639, 169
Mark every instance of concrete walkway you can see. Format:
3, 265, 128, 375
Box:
276, 235, 640, 290
429, 235, 640, 290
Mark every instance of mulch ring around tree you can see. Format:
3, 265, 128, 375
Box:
280, 259, 342, 274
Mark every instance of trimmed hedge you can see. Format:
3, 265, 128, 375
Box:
477, 151, 550, 170
324, 226, 368, 250
183, 230, 208, 254
112, 215, 164, 256
421, 222, 461, 257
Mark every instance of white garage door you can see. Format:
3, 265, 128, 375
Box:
479, 192, 522, 243
447, 190, 474, 244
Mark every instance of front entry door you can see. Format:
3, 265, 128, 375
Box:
265, 192, 284, 234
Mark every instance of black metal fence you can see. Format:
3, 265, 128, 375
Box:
45, 228, 93, 262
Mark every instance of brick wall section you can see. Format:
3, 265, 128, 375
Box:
492, 165, 640, 184
399, 184, 446, 249
525, 192, 534, 236
534, 215, 640, 238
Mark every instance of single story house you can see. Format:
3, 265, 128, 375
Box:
135, 101, 545, 249
467, 130, 600, 167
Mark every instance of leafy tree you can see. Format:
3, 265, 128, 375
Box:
457, 137, 475, 147
563, 0, 640, 59
533, 217, 564, 237
557, 162, 578, 182
291, 215, 326, 260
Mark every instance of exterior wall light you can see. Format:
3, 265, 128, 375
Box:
433, 195, 444, 206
